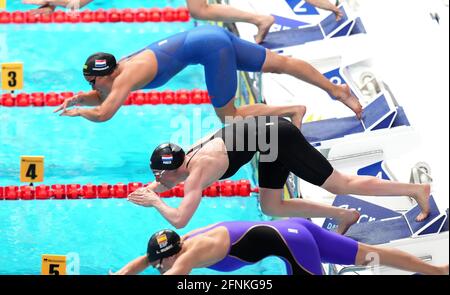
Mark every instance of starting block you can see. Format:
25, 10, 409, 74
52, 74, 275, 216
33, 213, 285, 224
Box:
328, 195, 448, 245
261, 3, 366, 50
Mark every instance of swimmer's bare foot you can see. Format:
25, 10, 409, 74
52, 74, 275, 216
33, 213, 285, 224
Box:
291, 105, 307, 129
413, 183, 431, 222
333, 84, 363, 120
254, 15, 275, 44
336, 209, 360, 235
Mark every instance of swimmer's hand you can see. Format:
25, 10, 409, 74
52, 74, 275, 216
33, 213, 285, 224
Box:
60, 108, 81, 117
128, 189, 159, 207
54, 95, 81, 114
22, 0, 68, 7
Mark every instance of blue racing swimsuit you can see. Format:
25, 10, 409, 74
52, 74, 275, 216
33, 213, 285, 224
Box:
187, 218, 359, 275
124, 25, 267, 108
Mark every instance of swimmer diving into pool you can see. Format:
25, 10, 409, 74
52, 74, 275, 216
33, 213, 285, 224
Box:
23, 0, 342, 44
127, 116, 431, 233
109, 219, 449, 275
53, 25, 362, 127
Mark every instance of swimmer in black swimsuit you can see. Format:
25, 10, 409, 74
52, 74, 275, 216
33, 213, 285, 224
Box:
128, 116, 431, 233
110, 219, 449, 275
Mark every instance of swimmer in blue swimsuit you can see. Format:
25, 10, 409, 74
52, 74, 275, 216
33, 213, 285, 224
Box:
110, 218, 449, 275
54, 25, 362, 127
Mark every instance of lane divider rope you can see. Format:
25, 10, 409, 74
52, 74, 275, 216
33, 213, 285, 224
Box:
0, 7, 190, 24
0, 180, 259, 200
1, 89, 211, 106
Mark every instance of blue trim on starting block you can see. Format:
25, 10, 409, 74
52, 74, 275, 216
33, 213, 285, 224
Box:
405, 196, 440, 234
350, 17, 366, 35
372, 111, 397, 130
345, 216, 411, 245
357, 161, 392, 180
419, 215, 446, 236
441, 209, 449, 232
391, 106, 411, 127
301, 116, 364, 143
272, 14, 311, 28
361, 94, 391, 129
261, 25, 324, 49
322, 195, 402, 230
330, 20, 354, 38
320, 6, 349, 36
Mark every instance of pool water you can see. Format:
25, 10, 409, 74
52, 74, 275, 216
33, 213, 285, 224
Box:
0, 105, 284, 275
0, 22, 204, 93
0, 197, 287, 275
5, 0, 187, 11
0, 3, 285, 275
0, 105, 256, 186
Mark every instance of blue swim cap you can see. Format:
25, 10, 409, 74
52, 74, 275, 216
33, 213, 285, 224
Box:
150, 143, 185, 171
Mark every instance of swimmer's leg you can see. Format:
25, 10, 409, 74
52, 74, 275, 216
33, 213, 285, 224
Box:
321, 170, 431, 222
355, 243, 448, 275
204, 35, 307, 128
186, 0, 274, 43
291, 218, 448, 275
262, 50, 362, 119
215, 101, 307, 128
259, 188, 360, 235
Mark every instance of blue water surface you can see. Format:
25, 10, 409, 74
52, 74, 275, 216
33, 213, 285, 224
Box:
5, 0, 187, 11
0, 9, 285, 274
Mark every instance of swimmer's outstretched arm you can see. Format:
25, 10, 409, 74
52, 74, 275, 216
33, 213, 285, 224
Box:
22, 0, 93, 9
53, 90, 102, 114
145, 181, 173, 194
128, 170, 205, 229
110, 255, 149, 275
59, 80, 132, 122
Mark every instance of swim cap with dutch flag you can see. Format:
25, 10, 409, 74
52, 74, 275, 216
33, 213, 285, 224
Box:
83, 52, 117, 77
150, 143, 185, 171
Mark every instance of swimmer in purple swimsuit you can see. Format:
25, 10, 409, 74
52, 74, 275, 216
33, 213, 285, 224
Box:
53, 25, 362, 128
110, 218, 449, 275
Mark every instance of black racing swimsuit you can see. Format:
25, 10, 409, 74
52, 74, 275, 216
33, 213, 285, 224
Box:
186, 116, 333, 189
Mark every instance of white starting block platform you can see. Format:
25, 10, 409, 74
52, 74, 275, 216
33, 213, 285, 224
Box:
322, 194, 449, 275
260, 3, 366, 50
228, 0, 449, 275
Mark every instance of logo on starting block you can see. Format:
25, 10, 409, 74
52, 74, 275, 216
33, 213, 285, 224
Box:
286, 0, 319, 15
322, 195, 402, 230
20, 156, 44, 183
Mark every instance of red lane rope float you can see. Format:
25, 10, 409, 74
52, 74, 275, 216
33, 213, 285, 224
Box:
0, 89, 211, 107
0, 180, 259, 201
0, 7, 190, 24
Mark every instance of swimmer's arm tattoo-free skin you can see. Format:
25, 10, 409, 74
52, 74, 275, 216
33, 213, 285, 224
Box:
23, 0, 94, 9
152, 171, 205, 229
70, 83, 132, 122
